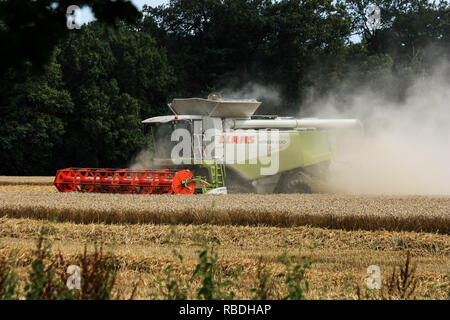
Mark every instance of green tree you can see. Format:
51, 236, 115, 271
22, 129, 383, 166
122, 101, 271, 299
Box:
56, 22, 174, 168
0, 0, 141, 73
143, 0, 273, 98
143, 0, 352, 113
345, 0, 450, 69
0, 20, 175, 174
342, 0, 450, 101
262, 0, 352, 111
0, 55, 74, 175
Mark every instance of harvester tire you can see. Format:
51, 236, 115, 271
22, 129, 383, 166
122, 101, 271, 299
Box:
227, 184, 254, 194
225, 169, 255, 194
275, 170, 312, 194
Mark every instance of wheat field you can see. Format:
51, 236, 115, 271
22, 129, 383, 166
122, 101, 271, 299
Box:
0, 180, 449, 299
0, 176, 54, 186
0, 191, 449, 233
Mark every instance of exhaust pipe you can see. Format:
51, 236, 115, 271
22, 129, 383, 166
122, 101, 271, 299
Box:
225, 118, 363, 130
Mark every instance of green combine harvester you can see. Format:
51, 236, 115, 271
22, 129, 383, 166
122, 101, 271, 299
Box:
54, 93, 361, 195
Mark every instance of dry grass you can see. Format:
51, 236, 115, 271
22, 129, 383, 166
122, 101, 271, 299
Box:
0, 182, 448, 299
0, 176, 53, 186
0, 217, 448, 299
0, 186, 56, 193
0, 192, 448, 233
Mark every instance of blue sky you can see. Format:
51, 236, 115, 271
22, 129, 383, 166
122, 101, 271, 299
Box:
80, 0, 168, 24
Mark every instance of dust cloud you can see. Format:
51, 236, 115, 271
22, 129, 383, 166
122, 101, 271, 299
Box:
304, 62, 450, 195
129, 67, 450, 196
220, 82, 281, 105
129, 149, 155, 171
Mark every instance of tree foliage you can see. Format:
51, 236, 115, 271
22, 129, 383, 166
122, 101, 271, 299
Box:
0, 57, 73, 175
0, 0, 448, 174
143, 0, 352, 110
55, 23, 174, 169
0, 0, 141, 73
0, 22, 174, 174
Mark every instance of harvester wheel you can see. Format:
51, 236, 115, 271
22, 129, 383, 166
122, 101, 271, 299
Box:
285, 180, 312, 194
275, 170, 312, 194
227, 183, 254, 194
225, 169, 255, 194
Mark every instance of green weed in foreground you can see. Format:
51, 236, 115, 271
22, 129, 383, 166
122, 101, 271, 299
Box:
192, 240, 239, 300
277, 251, 312, 300
2, 231, 432, 300
0, 234, 120, 300
152, 231, 313, 300
24, 235, 73, 300
152, 249, 190, 300
250, 257, 275, 300
0, 232, 315, 300
0, 256, 19, 300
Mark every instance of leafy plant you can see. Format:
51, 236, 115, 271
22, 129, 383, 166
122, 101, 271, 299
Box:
24, 235, 73, 300
76, 243, 119, 300
277, 251, 312, 300
251, 256, 275, 300
1, 234, 123, 300
0, 256, 19, 300
152, 249, 190, 300
192, 239, 238, 300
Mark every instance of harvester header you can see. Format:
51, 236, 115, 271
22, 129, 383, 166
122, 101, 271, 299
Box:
54, 168, 199, 194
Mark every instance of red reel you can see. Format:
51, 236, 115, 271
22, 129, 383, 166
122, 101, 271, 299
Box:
76, 168, 95, 193
54, 168, 76, 192
172, 170, 196, 194
54, 168, 196, 195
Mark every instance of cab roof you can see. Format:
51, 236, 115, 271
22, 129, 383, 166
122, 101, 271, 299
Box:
171, 98, 261, 118
142, 115, 203, 124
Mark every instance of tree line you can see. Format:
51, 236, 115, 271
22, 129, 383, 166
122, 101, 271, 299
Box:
0, 0, 448, 175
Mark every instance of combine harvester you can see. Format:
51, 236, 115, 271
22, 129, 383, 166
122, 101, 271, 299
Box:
54, 94, 361, 194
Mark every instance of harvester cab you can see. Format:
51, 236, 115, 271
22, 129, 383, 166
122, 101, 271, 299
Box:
54, 94, 362, 195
